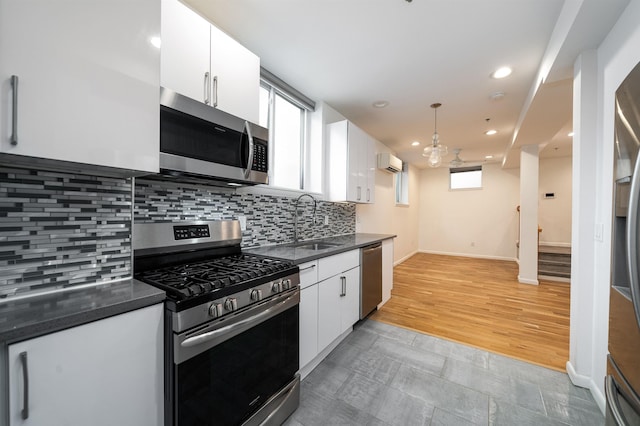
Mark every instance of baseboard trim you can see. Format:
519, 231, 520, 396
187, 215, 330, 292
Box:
299, 328, 352, 380
538, 274, 571, 283
566, 361, 606, 415
539, 242, 572, 248
517, 276, 539, 285
418, 249, 517, 262
394, 250, 418, 266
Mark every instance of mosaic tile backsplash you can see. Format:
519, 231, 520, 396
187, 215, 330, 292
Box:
0, 168, 132, 298
134, 179, 356, 247
0, 168, 356, 299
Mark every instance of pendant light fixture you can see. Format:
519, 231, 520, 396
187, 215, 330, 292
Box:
422, 103, 448, 167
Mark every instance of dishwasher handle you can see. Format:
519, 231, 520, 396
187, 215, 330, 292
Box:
362, 243, 382, 254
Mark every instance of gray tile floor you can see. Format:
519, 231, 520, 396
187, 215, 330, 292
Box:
285, 320, 604, 426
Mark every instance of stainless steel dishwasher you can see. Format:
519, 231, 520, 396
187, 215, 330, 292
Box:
360, 242, 383, 319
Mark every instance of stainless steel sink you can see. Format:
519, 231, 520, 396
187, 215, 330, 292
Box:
292, 242, 341, 251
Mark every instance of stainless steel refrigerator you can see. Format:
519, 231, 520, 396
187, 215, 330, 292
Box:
607, 60, 640, 426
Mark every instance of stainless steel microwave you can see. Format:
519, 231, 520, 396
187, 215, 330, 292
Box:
158, 87, 268, 186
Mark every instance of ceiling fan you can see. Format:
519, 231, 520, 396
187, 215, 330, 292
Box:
450, 148, 465, 168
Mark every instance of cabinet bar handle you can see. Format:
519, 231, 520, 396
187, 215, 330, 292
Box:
213, 75, 218, 107
357, 186, 361, 201
367, 188, 370, 202
20, 351, 29, 420
204, 72, 210, 105
10, 75, 18, 146
299, 264, 316, 272
340, 276, 346, 297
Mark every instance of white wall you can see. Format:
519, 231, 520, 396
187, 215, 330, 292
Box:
418, 163, 520, 260
539, 156, 573, 245
571, 0, 640, 410
356, 141, 421, 264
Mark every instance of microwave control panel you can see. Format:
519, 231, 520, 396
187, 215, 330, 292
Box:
252, 142, 268, 173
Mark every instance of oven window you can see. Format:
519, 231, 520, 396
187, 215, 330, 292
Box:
175, 305, 299, 426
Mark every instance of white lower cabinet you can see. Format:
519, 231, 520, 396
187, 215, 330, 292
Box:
381, 238, 395, 306
7, 304, 163, 426
299, 285, 319, 369
317, 266, 360, 351
298, 260, 319, 369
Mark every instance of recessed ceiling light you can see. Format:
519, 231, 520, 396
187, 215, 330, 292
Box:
372, 100, 389, 108
491, 67, 512, 79
485, 155, 494, 159
485, 129, 498, 136
150, 36, 161, 49
411, 141, 420, 146
490, 91, 505, 101
568, 131, 574, 137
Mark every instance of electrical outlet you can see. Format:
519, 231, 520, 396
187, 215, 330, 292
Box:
238, 216, 247, 231
324, 215, 329, 225
470, 242, 475, 247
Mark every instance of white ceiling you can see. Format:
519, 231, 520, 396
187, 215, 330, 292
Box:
184, 0, 629, 169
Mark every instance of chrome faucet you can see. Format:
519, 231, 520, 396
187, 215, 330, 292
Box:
293, 193, 317, 243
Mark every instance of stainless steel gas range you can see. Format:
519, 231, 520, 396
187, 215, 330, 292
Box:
133, 220, 300, 426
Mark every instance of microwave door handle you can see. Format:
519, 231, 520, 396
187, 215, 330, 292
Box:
243, 121, 255, 179
626, 152, 640, 329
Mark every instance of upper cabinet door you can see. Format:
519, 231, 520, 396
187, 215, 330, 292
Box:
210, 25, 260, 123
347, 122, 364, 202
327, 120, 376, 204
160, 0, 211, 104
161, 0, 260, 123
365, 135, 376, 203
0, 0, 160, 174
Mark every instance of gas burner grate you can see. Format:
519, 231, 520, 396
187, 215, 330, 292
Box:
136, 254, 293, 300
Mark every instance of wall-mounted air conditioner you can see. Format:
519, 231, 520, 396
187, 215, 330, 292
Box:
377, 153, 402, 173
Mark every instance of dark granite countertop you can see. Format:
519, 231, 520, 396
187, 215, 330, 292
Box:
245, 233, 396, 264
0, 279, 165, 344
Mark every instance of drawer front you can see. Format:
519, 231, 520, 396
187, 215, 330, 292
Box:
299, 261, 318, 289
318, 250, 359, 282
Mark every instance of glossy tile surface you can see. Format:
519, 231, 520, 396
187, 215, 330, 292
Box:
285, 320, 604, 426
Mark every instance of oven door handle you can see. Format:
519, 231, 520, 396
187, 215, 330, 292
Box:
181, 291, 298, 348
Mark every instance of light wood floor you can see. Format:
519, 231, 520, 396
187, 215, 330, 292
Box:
369, 253, 570, 371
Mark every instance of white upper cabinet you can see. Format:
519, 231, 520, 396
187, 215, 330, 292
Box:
209, 25, 260, 124
0, 0, 160, 175
160, 0, 211, 103
161, 0, 260, 123
327, 120, 376, 203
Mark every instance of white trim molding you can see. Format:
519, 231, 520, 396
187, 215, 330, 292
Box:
566, 361, 606, 415
517, 276, 540, 285
394, 250, 419, 266
419, 249, 517, 262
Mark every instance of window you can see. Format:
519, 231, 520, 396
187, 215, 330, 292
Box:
450, 166, 482, 190
395, 161, 409, 205
258, 69, 316, 191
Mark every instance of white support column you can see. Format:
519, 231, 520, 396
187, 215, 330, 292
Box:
519, 145, 540, 285
567, 50, 598, 390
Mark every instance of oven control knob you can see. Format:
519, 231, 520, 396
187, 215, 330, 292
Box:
224, 298, 238, 312
250, 289, 263, 302
282, 279, 291, 290
208, 303, 223, 318
271, 281, 282, 293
